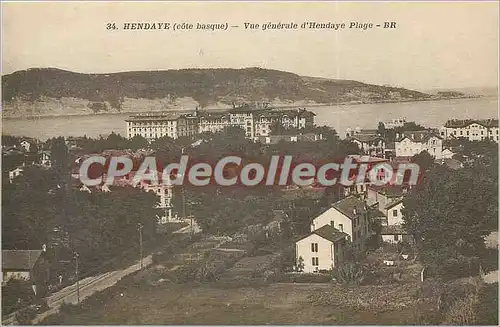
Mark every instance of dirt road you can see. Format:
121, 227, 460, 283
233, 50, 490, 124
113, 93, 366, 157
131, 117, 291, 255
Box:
27, 255, 153, 325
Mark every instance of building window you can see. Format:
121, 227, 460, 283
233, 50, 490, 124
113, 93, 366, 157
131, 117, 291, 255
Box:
339, 223, 343, 232
311, 243, 318, 252
312, 257, 319, 266
393, 209, 398, 217
394, 234, 399, 241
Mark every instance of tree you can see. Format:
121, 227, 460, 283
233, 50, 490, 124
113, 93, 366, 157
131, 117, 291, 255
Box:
151, 135, 176, 151
377, 122, 386, 137
50, 137, 69, 174
402, 163, 497, 278
2, 165, 160, 279
129, 135, 148, 151
105, 132, 130, 150
296, 256, 305, 272
411, 150, 435, 173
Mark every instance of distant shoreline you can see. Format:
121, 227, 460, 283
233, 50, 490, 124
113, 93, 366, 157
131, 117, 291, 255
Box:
1, 94, 487, 121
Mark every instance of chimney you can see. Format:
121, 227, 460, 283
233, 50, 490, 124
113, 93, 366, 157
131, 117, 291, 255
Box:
353, 208, 358, 215
396, 132, 400, 138
411, 133, 414, 139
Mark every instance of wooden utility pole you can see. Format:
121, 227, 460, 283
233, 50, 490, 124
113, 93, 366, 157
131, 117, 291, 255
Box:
137, 223, 144, 269
74, 252, 80, 303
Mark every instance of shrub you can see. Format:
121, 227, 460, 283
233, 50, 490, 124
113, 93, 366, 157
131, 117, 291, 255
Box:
170, 264, 199, 283
275, 273, 332, 283
1, 279, 36, 315
474, 282, 498, 325
15, 305, 37, 325
442, 292, 479, 325
195, 261, 226, 282
332, 263, 367, 285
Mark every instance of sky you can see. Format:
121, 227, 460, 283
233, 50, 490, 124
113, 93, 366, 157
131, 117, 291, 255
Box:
2, 1, 499, 90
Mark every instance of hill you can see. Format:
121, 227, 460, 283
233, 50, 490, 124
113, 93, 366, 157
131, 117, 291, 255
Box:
2, 67, 432, 118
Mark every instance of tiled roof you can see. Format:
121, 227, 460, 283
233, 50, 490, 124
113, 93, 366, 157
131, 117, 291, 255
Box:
368, 185, 407, 198
370, 209, 388, 218
2, 250, 43, 271
125, 112, 194, 122
198, 112, 230, 119
331, 195, 367, 220
256, 109, 316, 119
395, 130, 442, 143
349, 134, 384, 143
297, 224, 348, 243
385, 199, 403, 209
444, 119, 499, 128
380, 225, 407, 235
314, 225, 349, 242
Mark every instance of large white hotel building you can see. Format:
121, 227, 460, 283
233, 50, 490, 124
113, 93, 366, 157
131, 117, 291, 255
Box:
440, 119, 499, 142
125, 103, 316, 141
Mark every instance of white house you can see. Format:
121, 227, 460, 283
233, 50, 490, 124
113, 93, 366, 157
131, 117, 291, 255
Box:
440, 119, 499, 142
366, 185, 406, 212
380, 225, 408, 244
8, 166, 24, 183
39, 151, 52, 167
385, 200, 404, 226
366, 186, 408, 243
347, 131, 386, 157
295, 224, 348, 273
20, 140, 31, 152
384, 118, 407, 129
310, 196, 370, 253
395, 130, 443, 159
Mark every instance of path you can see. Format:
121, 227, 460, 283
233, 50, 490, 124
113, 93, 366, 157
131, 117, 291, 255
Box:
1, 256, 153, 325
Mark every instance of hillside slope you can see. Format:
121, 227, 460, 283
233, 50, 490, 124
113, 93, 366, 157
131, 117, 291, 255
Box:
2, 67, 431, 118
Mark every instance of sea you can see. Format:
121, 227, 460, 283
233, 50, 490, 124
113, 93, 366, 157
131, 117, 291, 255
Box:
2, 97, 498, 140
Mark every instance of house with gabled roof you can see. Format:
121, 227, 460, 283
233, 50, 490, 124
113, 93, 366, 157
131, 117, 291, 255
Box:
395, 130, 443, 159
365, 185, 410, 244
348, 133, 386, 157
440, 119, 499, 142
2, 250, 48, 283
310, 195, 370, 253
380, 225, 408, 244
295, 224, 349, 273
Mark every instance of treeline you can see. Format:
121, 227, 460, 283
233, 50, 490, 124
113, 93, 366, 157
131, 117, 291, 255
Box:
170, 125, 358, 236
2, 68, 429, 110
402, 139, 498, 279
2, 166, 160, 280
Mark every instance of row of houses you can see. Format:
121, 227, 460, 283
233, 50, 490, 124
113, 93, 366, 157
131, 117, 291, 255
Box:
125, 103, 316, 141
346, 118, 498, 161
3, 139, 52, 183
295, 182, 409, 273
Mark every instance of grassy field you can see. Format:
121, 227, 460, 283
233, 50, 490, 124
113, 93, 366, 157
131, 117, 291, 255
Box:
41, 281, 418, 325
